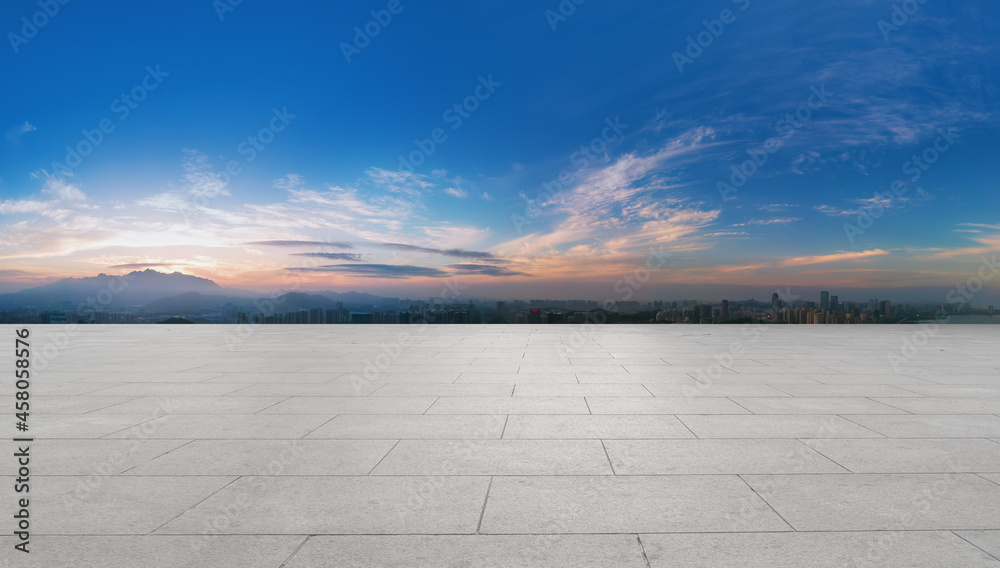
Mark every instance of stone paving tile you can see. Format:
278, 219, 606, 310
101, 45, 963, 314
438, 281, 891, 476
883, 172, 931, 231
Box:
11, 535, 306, 568
512, 384, 652, 397
426, 396, 590, 414
105, 414, 334, 439
502, 414, 695, 439
641, 531, 1000, 567
730, 397, 908, 414
306, 414, 506, 439
2, 395, 138, 414
587, 397, 750, 414
2, 439, 190, 476
371, 384, 515, 397
456, 372, 579, 383
575, 373, 700, 384
94, 396, 288, 414
223, 382, 384, 397
677, 415, 885, 438
479, 475, 790, 533
957, 531, 1000, 560
158, 476, 490, 534
604, 439, 847, 474
872, 397, 1000, 414
771, 384, 923, 397
24, 414, 158, 438
845, 414, 1000, 438
643, 384, 791, 397
371, 440, 613, 475
894, 385, 1000, 397
31, 476, 236, 534
92, 382, 255, 397
802, 438, 1000, 473
283, 535, 648, 568
744, 473, 1000, 531
125, 439, 397, 475
259, 396, 438, 415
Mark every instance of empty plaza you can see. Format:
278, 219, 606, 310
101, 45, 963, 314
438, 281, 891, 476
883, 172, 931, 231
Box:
4, 324, 1000, 566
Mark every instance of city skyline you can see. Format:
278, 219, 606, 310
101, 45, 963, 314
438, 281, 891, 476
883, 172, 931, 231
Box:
2, 1, 998, 303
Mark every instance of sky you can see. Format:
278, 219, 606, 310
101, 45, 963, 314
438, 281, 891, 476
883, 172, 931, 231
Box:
1, 0, 998, 304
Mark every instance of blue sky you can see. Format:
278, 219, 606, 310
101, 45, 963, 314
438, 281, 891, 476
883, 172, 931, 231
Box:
1, 0, 998, 302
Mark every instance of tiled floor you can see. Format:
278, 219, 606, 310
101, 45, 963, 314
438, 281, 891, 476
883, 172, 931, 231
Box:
4, 324, 1000, 566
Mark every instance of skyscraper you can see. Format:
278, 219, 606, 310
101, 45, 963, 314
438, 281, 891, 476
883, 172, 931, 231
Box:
721, 299, 729, 322
820, 291, 830, 311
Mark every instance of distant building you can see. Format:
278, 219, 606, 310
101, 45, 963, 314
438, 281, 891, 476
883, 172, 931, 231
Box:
820, 291, 830, 311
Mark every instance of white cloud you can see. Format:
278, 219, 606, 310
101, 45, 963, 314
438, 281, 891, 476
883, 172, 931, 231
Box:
443, 187, 467, 198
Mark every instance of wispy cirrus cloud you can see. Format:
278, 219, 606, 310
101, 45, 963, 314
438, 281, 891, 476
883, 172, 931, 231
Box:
292, 252, 365, 261
780, 249, 889, 267
287, 264, 449, 279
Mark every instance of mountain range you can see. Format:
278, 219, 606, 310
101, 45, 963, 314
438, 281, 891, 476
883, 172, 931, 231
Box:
0, 270, 399, 314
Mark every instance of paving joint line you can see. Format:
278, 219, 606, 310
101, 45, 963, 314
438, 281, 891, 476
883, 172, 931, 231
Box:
277, 535, 314, 568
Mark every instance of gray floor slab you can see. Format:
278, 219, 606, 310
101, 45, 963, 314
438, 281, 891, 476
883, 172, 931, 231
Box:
604, 439, 847, 474
512, 384, 652, 397
744, 473, 1000, 530
223, 382, 386, 396
3, 439, 189, 476
125, 439, 397, 475
31, 475, 236, 534
894, 385, 1000, 397
305, 414, 506, 439
10, 535, 306, 568
586, 397, 751, 414
845, 415, 1000, 438
643, 384, 791, 397
91, 382, 254, 397
94, 396, 288, 414
158, 476, 491, 534
771, 384, 922, 397
25, 414, 159, 438
502, 414, 695, 439
425, 396, 590, 414
479, 475, 791, 533
677, 415, 885, 438
258, 396, 438, 414
872, 398, 1000, 414
104, 414, 334, 439
803, 439, 1000, 473
371, 384, 515, 397
956, 531, 1000, 560
283, 535, 648, 568
5, 395, 138, 414
641, 531, 1000, 567
730, 397, 907, 414
372, 440, 613, 475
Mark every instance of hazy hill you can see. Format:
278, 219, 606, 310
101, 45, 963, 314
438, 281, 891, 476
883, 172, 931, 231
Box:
0, 270, 229, 308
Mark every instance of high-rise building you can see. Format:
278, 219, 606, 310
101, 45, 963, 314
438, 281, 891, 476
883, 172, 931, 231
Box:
820, 291, 830, 311
830, 295, 838, 312
720, 299, 729, 322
